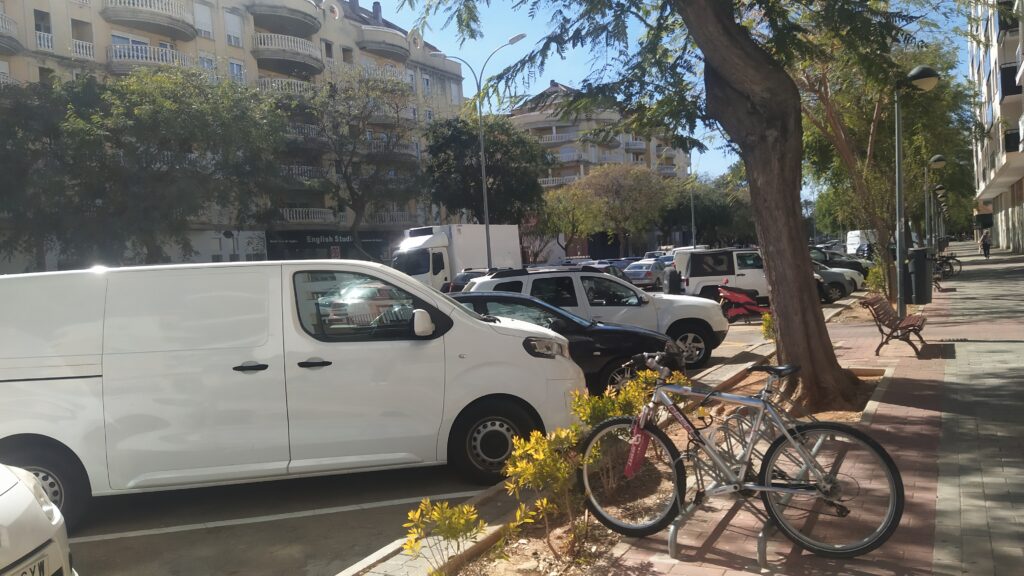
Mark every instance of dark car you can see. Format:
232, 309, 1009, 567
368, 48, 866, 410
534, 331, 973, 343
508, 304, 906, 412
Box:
440, 269, 488, 293
808, 247, 867, 276
451, 291, 678, 394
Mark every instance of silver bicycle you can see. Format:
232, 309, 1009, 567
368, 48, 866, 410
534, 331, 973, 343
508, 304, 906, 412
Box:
579, 352, 904, 558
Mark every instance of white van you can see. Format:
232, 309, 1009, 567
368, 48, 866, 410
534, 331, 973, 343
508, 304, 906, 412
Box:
846, 230, 877, 255
0, 261, 582, 526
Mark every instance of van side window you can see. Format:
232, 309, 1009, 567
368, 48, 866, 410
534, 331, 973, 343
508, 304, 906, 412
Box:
294, 271, 420, 341
581, 276, 639, 307
493, 280, 523, 292
530, 277, 578, 307
736, 253, 763, 270
690, 253, 735, 276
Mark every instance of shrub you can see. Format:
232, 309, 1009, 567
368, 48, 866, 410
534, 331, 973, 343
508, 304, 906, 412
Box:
570, 369, 689, 427
402, 498, 486, 576
866, 262, 887, 293
761, 312, 776, 341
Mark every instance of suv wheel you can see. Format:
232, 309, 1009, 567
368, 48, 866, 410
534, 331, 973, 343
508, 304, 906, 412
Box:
668, 322, 713, 369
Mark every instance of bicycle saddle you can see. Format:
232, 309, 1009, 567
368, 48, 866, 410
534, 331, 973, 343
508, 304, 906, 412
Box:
748, 364, 800, 377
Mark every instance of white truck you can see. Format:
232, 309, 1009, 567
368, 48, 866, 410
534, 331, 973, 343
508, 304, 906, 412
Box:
392, 224, 523, 291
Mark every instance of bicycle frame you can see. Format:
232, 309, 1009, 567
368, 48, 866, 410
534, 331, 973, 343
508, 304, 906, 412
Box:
636, 372, 832, 500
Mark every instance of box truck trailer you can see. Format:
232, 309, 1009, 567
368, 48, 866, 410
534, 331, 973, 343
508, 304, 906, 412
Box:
392, 224, 523, 291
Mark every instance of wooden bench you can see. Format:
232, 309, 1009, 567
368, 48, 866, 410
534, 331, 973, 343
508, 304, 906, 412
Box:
860, 294, 927, 356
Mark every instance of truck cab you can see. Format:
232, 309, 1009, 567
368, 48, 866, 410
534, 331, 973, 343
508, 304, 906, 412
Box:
393, 230, 450, 290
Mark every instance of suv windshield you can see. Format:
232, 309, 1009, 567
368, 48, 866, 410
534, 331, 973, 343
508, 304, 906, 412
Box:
392, 249, 430, 276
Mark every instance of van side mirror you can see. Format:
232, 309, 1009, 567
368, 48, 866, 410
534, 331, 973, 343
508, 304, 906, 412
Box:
640, 294, 651, 305
413, 309, 435, 337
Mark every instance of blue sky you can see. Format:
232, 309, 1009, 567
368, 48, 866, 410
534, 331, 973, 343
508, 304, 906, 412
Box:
372, 0, 738, 176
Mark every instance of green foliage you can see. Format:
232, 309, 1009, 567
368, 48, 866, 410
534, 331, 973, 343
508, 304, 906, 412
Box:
761, 313, 777, 341
865, 264, 888, 294
571, 165, 668, 256
540, 185, 604, 252
659, 166, 758, 247
402, 498, 486, 576
570, 369, 688, 427
424, 115, 550, 225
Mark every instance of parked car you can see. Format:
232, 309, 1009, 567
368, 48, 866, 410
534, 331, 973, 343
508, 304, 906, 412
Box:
440, 268, 489, 293
671, 248, 770, 301
624, 259, 666, 290
814, 272, 836, 304
809, 246, 868, 276
588, 263, 628, 281
452, 292, 679, 394
0, 464, 76, 574
814, 261, 864, 290
608, 259, 632, 271
0, 261, 584, 524
811, 261, 856, 301
465, 267, 730, 368
643, 250, 667, 259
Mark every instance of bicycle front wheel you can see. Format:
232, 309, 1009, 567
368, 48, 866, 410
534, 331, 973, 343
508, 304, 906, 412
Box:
579, 416, 684, 537
949, 258, 962, 276
939, 260, 954, 278
759, 422, 904, 558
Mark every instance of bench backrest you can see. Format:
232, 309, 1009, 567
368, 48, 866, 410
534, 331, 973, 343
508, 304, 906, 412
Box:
860, 295, 900, 329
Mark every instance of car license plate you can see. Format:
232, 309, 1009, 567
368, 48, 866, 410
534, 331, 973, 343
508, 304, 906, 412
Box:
4, 553, 46, 576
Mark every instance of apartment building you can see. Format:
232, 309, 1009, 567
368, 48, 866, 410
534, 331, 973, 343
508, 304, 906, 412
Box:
0, 0, 462, 267
509, 80, 690, 189
970, 0, 1024, 252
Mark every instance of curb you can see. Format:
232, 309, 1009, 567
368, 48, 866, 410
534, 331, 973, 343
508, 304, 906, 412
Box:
857, 365, 896, 426
335, 482, 506, 576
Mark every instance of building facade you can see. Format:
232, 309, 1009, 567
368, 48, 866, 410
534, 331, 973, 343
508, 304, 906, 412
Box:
509, 80, 691, 189
970, 1, 1024, 252
0, 0, 463, 269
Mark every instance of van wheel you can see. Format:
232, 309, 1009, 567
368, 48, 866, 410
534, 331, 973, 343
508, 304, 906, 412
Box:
668, 322, 713, 369
449, 401, 537, 484
826, 282, 846, 302
1, 444, 90, 529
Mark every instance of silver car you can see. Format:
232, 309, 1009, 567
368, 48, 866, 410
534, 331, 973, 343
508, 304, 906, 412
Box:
624, 259, 666, 290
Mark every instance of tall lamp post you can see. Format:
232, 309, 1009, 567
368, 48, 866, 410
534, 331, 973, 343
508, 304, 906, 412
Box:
924, 154, 946, 252
895, 65, 940, 318
431, 33, 527, 269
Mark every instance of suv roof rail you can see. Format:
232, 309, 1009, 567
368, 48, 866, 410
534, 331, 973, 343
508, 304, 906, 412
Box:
488, 265, 607, 279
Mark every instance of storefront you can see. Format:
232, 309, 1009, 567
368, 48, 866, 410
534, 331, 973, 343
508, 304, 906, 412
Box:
266, 230, 396, 261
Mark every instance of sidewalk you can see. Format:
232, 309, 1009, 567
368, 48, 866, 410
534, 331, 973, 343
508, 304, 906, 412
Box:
609, 242, 1024, 575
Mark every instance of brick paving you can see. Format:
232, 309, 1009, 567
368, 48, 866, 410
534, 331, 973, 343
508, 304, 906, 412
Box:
609, 243, 1024, 575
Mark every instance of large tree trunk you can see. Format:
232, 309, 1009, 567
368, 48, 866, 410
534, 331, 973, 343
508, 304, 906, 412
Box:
674, 0, 860, 410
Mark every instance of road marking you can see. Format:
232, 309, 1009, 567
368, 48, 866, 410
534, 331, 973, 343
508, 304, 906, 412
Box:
69, 490, 483, 544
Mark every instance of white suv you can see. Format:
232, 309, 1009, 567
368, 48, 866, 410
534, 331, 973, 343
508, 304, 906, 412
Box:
671, 248, 770, 301
465, 268, 729, 368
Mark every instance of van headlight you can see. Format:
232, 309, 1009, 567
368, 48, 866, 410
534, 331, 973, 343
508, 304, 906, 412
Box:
10, 467, 61, 525
523, 337, 568, 359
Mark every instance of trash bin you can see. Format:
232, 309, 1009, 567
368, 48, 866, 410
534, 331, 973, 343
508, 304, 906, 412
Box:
908, 247, 931, 305
667, 270, 683, 294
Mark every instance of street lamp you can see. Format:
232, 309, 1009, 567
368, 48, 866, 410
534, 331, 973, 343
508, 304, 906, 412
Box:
894, 65, 940, 318
924, 154, 946, 252
431, 33, 527, 269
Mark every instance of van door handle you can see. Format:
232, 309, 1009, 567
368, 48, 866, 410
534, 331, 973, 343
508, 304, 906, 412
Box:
736, 273, 746, 276
233, 362, 269, 372
297, 359, 333, 368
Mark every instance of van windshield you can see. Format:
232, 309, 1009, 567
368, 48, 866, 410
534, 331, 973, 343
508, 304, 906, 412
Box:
392, 249, 430, 276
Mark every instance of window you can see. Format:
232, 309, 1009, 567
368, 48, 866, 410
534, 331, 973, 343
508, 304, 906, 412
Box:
425, 109, 433, 122
342, 47, 353, 63
407, 70, 416, 92
294, 271, 421, 341
493, 281, 523, 292
33, 10, 51, 34
422, 74, 431, 96
485, 301, 561, 329
530, 277, 578, 308
581, 276, 639, 307
690, 252, 735, 276
736, 253, 763, 270
392, 249, 429, 276
431, 252, 445, 275
0, 61, 10, 77
194, 3, 213, 38
198, 52, 216, 71
228, 59, 244, 82
450, 79, 460, 104
224, 10, 242, 47
322, 40, 334, 61
38, 67, 54, 86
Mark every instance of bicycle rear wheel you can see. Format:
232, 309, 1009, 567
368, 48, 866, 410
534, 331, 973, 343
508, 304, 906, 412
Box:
579, 416, 684, 537
949, 258, 962, 276
758, 422, 904, 558
939, 260, 954, 279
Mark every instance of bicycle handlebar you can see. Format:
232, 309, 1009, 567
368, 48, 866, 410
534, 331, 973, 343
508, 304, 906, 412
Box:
629, 352, 714, 394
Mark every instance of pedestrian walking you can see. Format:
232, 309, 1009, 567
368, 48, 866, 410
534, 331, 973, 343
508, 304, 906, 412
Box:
980, 230, 992, 259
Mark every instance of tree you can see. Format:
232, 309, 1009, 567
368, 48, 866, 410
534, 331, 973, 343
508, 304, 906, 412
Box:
404, 0, 932, 410
573, 165, 666, 257
540, 184, 604, 253
304, 65, 419, 260
425, 115, 550, 224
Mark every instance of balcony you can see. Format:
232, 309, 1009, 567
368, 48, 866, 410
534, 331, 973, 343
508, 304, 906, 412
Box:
285, 122, 327, 142
598, 154, 625, 164
108, 44, 194, 74
556, 152, 588, 164
657, 165, 678, 176
252, 33, 324, 76
1005, 129, 1020, 155
357, 25, 410, 62
0, 72, 16, 86
625, 140, 647, 152
998, 1, 1019, 42
0, 13, 21, 55
366, 140, 418, 157
258, 77, 316, 98
979, 123, 1024, 200
279, 207, 337, 224
282, 164, 328, 184
102, 0, 197, 41
538, 133, 578, 147
539, 175, 580, 187
73, 39, 95, 60
249, 0, 321, 37
35, 31, 54, 52
657, 145, 677, 158
1000, 64, 1021, 102
365, 210, 417, 226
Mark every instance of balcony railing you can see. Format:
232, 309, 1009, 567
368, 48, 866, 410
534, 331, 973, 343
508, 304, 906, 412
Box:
0, 72, 16, 86
253, 33, 320, 59
539, 133, 578, 145
103, 0, 194, 25
366, 140, 417, 155
539, 175, 580, 187
36, 31, 54, 52
285, 122, 325, 139
73, 39, 95, 59
282, 164, 328, 180
624, 140, 647, 151
1004, 128, 1020, 155
258, 77, 316, 97
108, 44, 194, 72
366, 210, 417, 226
279, 207, 337, 224
0, 13, 17, 37
657, 165, 678, 176
556, 152, 587, 162
657, 146, 677, 158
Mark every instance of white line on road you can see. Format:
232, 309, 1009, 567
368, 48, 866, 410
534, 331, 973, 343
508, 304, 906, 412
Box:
69, 490, 483, 544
